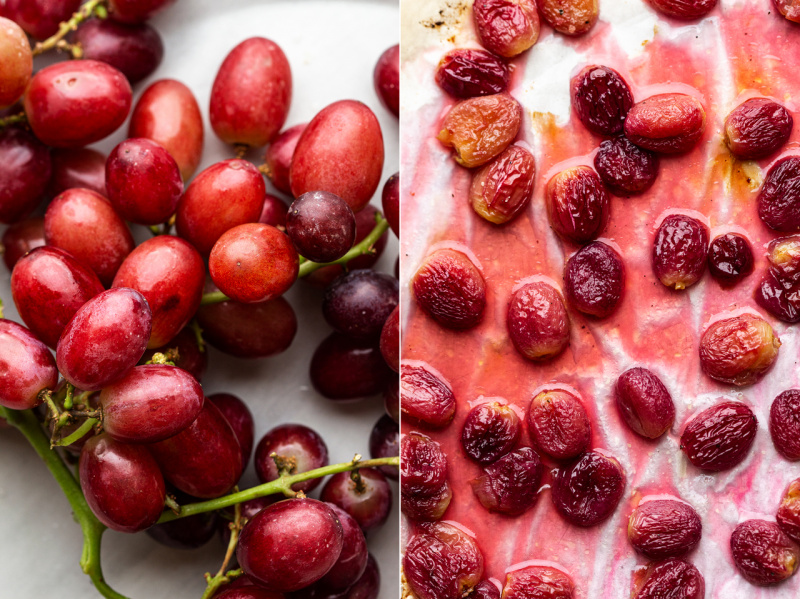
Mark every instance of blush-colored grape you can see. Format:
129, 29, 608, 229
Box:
540, 0, 599, 35
264, 123, 306, 195
461, 402, 521, 464
0, 319, 58, 410
470, 144, 536, 225
758, 155, 800, 231
680, 401, 757, 471
0, 128, 52, 225
545, 166, 609, 244
625, 94, 706, 154
769, 390, 800, 460
527, 388, 590, 460
254, 423, 328, 493
470, 447, 544, 516
400, 361, 457, 428
730, 519, 799, 586
632, 559, 705, 599
652, 214, 709, 290
724, 98, 792, 160
707, 233, 754, 286
374, 44, 399, 117
564, 241, 625, 318
594, 136, 659, 196
507, 281, 570, 361
628, 499, 702, 558
0, 17, 32, 107
502, 565, 574, 599
551, 450, 625, 527
647, 0, 718, 19
435, 48, 510, 98
615, 367, 675, 439
473, 0, 540, 58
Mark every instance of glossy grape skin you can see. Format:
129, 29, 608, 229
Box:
107, 0, 176, 24
99, 365, 203, 444
0, 17, 32, 107
724, 98, 792, 160
317, 503, 368, 593
680, 402, 757, 471
209, 223, 299, 303
237, 498, 343, 593
56, 288, 152, 392
290, 100, 384, 213
264, 123, 306, 195
625, 94, 706, 154
381, 173, 400, 237
310, 333, 393, 401
259, 193, 289, 229
632, 559, 705, 599
11, 246, 104, 348
401, 432, 452, 522
286, 191, 356, 263
707, 233, 754, 286
322, 270, 398, 340
0, 319, 58, 410
570, 65, 633, 136
473, 0, 540, 58
507, 281, 571, 361
400, 361, 457, 428
128, 79, 204, 181
369, 415, 399, 480
545, 166, 610, 244
435, 49, 510, 99
374, 44, 399, 117
648, 0, 718, 19
175, 159, 266, 257
320, 468, 392, 533
461, 402, 521, 465
616, 367, 675, 439
652, 214, 709, 290
210, 37, 292, 148
379, 305, 399, 373
79, 433, 165, 533
628, 499, 702, 558
208, 393, 255, 469
45, 188, 135, 287
73, 19, 164, 84
141, 327, 207, 382
254, 423, 329, 493
1, 217, 45, 271
148, 400, 243, 499
730, 519, 799, 585
502, 565, 574, 599
4, 0, 80, 40
146, 488, 218, 550
540, 0, 599, 35
470, 144, 536, 225
594, 136, 660, 196
470, 447, 544, 516
757, 156, 800, 232
528, 389, 591, 460
564, 241, 625, 318
384, 376, 399, 423
106, 138, 184, 225
196, 295, 297, 359
24, 60, 132, 148
0, 128, 51, 224
48, 148, 107, 198
552, 451, 626, 527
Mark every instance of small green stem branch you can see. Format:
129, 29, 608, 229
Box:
157, 456, 399, 524
0, 112, 27, 129
200, 290, 229, 306
200, 500, 243, 598
32, 0, 107, 56
55, 417, 99, 447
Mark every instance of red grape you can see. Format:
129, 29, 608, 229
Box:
628, 499, 702, 558
470, 447, 544, 515
379, 305, 399, 372
309, 333, 393, 401
615, 367, 675, 439
208, 393, 255, 469
369, 414, 399, 480
461, 402, 521, 465
540, 0, 599, 36
107, 0, 176, 24
0, 319, 58, 410
724, 98, 792, 160
570, 65, 633, 136
470, 144, 536, 225
625, 94, 706, 154
551, 450, 626, 527
48, 148, 107, 198
4, 0, 80, 40
435, 49, 510, 99
322, 270, 399, 340
564, 241, 625, 318
400, 361, 456, 428
594, 136, 659, 196
730, 519, 799, 585
1, 217, 45, 271
473, 0, 540, 58
141, 327, 207, 382
373, 44, 399, 117
652, 214, 709, 290
0, 17, 32, 107
381, 173, 400, 236
545, 165, 610, 244
254, 423, 329, 493
507, 281, 571, 361
317, 503, 368, 593
259, 193, 289, 229
263, 123, 306, 195
502, 565, 574, 599
680, 401, 757, 471
320, 468, 393, 533
285, 191, 356, 263
528, 389, 591, 460
0, 127, 52, 225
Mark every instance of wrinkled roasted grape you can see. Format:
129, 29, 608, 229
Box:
196, 295, 297, 359
264, 123, 306, 195
461, 401, 521, 464
0, 319, 58, 410
237, 498, 343, 593
374, 44, 399, 117
540, 0, 599, 35
625, 94, 706, 154
545, 166, 609, 243
699, 313, 780, 386
507, 281, 571, 361
564, 241, 625, 318
470, 144, 536, 225
0, 128, 51, 224
254, 423, 328, 493
5, 0, 80, 39
382, 173, 400, 236
290, 100, 384, 213
758, 155, 800, 231
724, 98, 792, 160
473, 0, 540, 58
615, 367, 675, 439
73, 19, 164, 84
148, 400, 243, 499
11, 246, 104, 348
176, 159, 266, 258
527, 389, 590, 460
309, 333, 392, 401
777, 479, 800, 544
502, 565, 574, 599
756, 268, 800, 323
210, 37, 291, 148
707, 233, 754, 286
470, 447, 543, 516
0, 17, 32, 107
286, 191, 356, 263
680, 401, 757, 471
48, 147, 106, 198
79, 433, 165, 533
24, 60, 132, 148
106, 138, 184, 226
402, 483, 453, 523
107, 0, 175, 23
648, 0, 718, 19
628, 499, 702, 558
323, 270, 398, 340
652, 214, 709, 290
435, 49, 510, 98
775, 0, 800, 23
730, 519, 799, 586
45, 188, 135, 286
369, 415, 399, 480
128, 79, 204, 181
380, 305, 399, 373
438, 93, 522, 168
56, 288, 152, 392
632, 559, 705, 599
401, 432, 449, 495
471, 580, 501, 599
769, 390, 800, 460
767, 235, 800, 282
1, 217, 44, 271
594, 136, 659, 196
413, 248, 486, 329
317, 503, 368, 593
551, 450, 625, 527
209, 223, 298, 304
320, 468, 392, 533
570, 65, 633, 136
403, 522, 484, 599
400, 361, 457, 428
146, 488, 218, 550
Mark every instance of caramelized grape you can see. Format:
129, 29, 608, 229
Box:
647, 0, 718, 19
551, 450, 625, 527
730, 519, 799, 585
502, 565, 574, 599
401, 433, 452, 521
473, 0, 540, 58
527, 389, 591, 460
775, 0, 800, 23
470, 447, 544, 516
615, 367, 675, 439
571, 65, 633, 136
757, 155, 800, 231
628, 499, 702, 558
564, 241, 625, 318
540, 0, 599, 36
625, 94, 706, 154
461, 401, 521, 464
777, 479, 800, 545
594, 136, 659, 196
755, 269, 800, 323
769, 390, 800, 460
724, 98, 792, 160
707, 233, 754, 286
680, 401, 757, 471
545, 166, 609, 244
632, 559, 705, 599
470, 144, 536, 225
400, 361, 457, 428
507, 281, 570, 361
435, 49, 510, 98
652, 214, 709, 290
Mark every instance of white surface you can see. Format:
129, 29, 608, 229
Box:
0, 1, 399, 597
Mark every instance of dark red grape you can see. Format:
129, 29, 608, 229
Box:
507, 281, 570, 361
208, 393, 254, 469
0, 319, 58, 410
369, 414, 398, 480
470, 144, 536, 225
237, 498, 343, 592
401, 483, 453, 523
564, 241, 625, 317
317, 503, 368, 593
0, 127, 51, 225
527, 388, 590, 459
73, 18, 164, 84
551, 450, 625, 527
285, 191, 356, 263
379, 305, 399, 373
264, 123, 306, 195
632, 559, 705, 599
625, 94, 706, 154
758, 155, 800, 231
374, 44, 399, 117
777, 479, 800, 545
461, 401, 521, 464
107, 0, 175, 23
473, 0, 540, 57
384, 376, 399, 423
628, 499, 702, 558
79, 433, 165, 533
724, 98, 792, 160
470, 447, 543, 516
381, 173, 399, 236
707, 233, 754, 285
615, 367, 675, 439
400, 361, 456, 428
309, 333, 393, 401
769, 390, 800, 460
502, 565, 574, 599
648, 0, 718, 19
472, 580, 501, 599
570, 65, 633, 136
141, 327, 207, 382
680, 401, 757, 471
56, 288, 152, 392
0, 17, 32, 108
545, 165, 609, 244
730, 519, 799, 585
435, 48, 510, 98
400, 432, 450, 519
259, 193, 289, 229
146, 488, 218, 550
323, 270, 398, 340
755, 268, 800, 323
254, 423, 328, 493
594, 136, 660, 196
48, 148, 107, 198
1, 217, 45, 271
5, 0, 80, 39
320, 468, 392, 533
652, 214, 709, 290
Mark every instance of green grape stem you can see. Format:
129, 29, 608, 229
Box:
31, 0, 107, 56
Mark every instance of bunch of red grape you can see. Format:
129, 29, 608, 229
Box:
0, 1, 399, 597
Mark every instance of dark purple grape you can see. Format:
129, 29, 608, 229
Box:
615, 367, 675, 439
384, 375, 399, 423
322, 270, 398, 340
730, 519, 799, 585
570, 65, 634, 136
0, 127, 51, 224
707, 233, 754, 286
652, 214, 709, 290
400, 361, 456, 428
435, 48, 510, 98
470, 447, 544, 516
680, 402, 757, 471
769, 389, 800, 460
758, 156, 800, 231
460, 401, 521, 464
254, 424, 328, 493
628, 499, 702, 558
209, 393, 255, 469
369, 415, 398, 480
594, 136, 659, 196
647, 0, 717, 19
320, 468, 392, 533
286, 191, 356, 263
564, 241, 625, 318
472, 581, 501, 599
309, 333, 392, 401
724, 98, 792, 160
379, 305, 399, 373
551, 450, 625, 527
